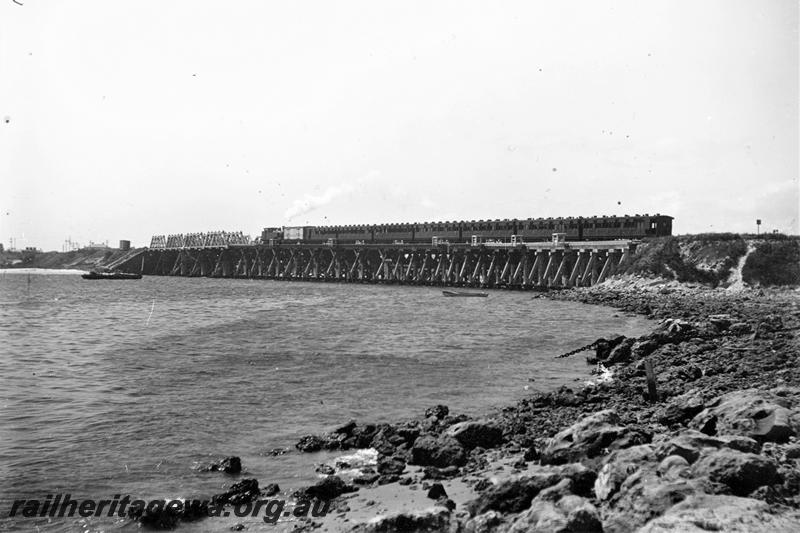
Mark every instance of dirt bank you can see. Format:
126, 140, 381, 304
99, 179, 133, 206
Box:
0, 248, 142, 271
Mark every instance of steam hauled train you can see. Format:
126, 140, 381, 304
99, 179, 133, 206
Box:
261, 214, 672, 245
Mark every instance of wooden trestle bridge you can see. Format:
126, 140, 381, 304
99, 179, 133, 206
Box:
115, 232, 637, 288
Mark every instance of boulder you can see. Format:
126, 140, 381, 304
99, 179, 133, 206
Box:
541, 409, 649, 465
298, 475, 357, 500
424, 405, 449, 420
632, 339, 660, 359
466, 473, 561, 516
376, 456, 406, 476
200, 456, 242, 474
638, 494, 800, 532
350, 508, 451, 532
600, 467, 709, 533
657, 390, 705, 426
690, 448, 780, 496
466, 464, 593, 516
653, 430, 760, 464
410, 435, 467, 468
461, 511, 505, 533
594, 336, 627, 361
690, 389, 797, 443
426, 483, 447, 500
505, 493, 602, 533
594, 444, 656, 501
211, 479, 261, 506
606, 338, 636, 365
295, 435, 326, 453
445, 420, 504, 450
657, 455, 691, 479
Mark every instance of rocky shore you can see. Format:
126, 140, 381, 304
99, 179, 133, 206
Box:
128, 278, 800, 532
281, 281, 800, 532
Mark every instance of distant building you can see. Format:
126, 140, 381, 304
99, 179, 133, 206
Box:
119, 240, 131, 251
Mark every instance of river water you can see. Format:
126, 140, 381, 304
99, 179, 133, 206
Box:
0, 271, 650, 531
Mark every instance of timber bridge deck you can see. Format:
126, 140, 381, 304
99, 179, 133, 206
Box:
116, 234, 637, 288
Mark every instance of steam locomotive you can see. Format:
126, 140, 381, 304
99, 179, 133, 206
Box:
261, 214, 672, 245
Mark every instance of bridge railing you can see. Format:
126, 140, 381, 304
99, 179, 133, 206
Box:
149, 231, 251, 250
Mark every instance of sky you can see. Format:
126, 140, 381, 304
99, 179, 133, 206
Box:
1, 0, 797, 251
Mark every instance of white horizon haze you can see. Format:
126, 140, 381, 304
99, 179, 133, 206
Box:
1, 0, 797, 251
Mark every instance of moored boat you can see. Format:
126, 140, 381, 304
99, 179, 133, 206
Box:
81, 271, 142, 280
442, 290, 488, 297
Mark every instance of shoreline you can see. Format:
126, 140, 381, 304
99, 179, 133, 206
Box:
277, 279, 800, 532
74, 278, 800, 531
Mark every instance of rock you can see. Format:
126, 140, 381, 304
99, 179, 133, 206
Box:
262, 483, 280, 497
424, 405, 449, 420
462, 511, 505, 533
369, 427, 399, 456
295, 435, 326, 453
201, 456, 242, 474
729, 322, 753, 335
298, 476, 357, 500
212, 479, 261, 506
657, 390, 705, 426
594, 336, 627, 361
445, 420, 504, 450
348, 423, 380, 449
332, 419, 357, 435
594, 444, 656, 501
676, 364, 703, 381
690, 389, 797, 443
410, 435, 467, 468
542, 409, 649, 465
426, 483, 447, 500
377, 474, 400, 485
690, 448, 780, 496
466, 472, 561, 516
600, 467, 709, 532
606, 338, 636, 365
263, 447, 289, 456
128, 503, 184, 529
785, 444, 800, 459
353, 473, 380, 485
657, 455, 690, 479
376, 456, 406, 476
632, 339, 660, 359
422, 465, 460, 480
349, 508, 450, 532
506, 493, 602, 533
315, 464, 335, 475
524, 446, 541, 461
638, 494, 800, 532
708, 314, 733, 330
653, 430, 760, 464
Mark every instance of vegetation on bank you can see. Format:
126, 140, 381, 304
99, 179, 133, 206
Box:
742, 240, 800, 286
619, 234, 799, 287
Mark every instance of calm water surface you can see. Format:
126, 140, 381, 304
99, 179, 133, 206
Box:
0, 271, 650, 531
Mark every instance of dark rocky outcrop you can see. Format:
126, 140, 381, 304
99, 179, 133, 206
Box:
296, 476, 357, 500
445, 420, 504, 450
198, 456, 242, 474
212, 478, 261, 506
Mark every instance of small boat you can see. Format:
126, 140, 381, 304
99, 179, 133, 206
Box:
81, 271, 142, 280
442, 290, 488, 297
